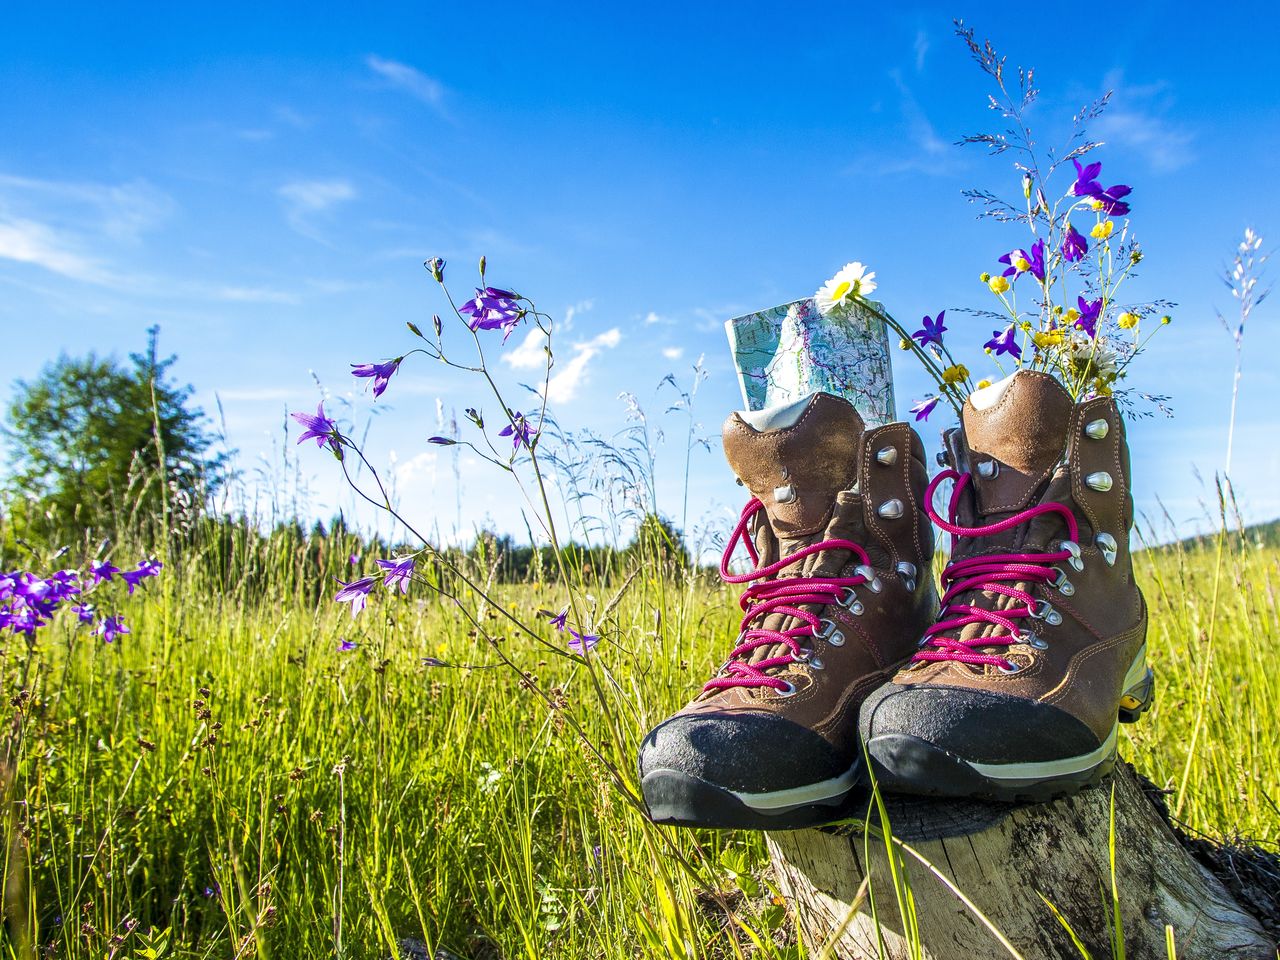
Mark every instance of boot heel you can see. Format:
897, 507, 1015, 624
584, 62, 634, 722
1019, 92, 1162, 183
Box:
1118, 667, 1155, 723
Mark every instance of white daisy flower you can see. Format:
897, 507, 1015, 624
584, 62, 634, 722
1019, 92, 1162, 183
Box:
814, 262, 877, 315
1067, 336, 1118, 378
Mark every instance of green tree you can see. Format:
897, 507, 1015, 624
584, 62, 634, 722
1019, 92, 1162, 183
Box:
2, 326, 230, 534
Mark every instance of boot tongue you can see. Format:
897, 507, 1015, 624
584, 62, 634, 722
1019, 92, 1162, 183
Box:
960, 371, 1073, 518
720, 394, 865, 675
722, 392, 863, 539
943, 372, 1076, 650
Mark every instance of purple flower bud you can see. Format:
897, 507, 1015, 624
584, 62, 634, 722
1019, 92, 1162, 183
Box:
424, 257, 446, 282
427, 436, 456, 446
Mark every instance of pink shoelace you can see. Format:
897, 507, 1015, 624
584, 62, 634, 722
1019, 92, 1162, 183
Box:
704, 498, 873, 693
915, 468, 1080, 669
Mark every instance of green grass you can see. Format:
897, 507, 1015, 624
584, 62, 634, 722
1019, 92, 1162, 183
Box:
0, 517, 1275, 959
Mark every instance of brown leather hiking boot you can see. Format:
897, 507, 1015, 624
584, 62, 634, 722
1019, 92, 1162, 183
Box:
860, 371, 1153, 802
638, 392, 938, 829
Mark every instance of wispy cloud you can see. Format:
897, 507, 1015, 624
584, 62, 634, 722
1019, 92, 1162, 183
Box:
366, 55, 446, 112
846, 69, 960, 178
277, 178, 356, 236
913, 30, 929, 72
502, 327, 547, 371
217, 285, 300, 305
0, 173, 173, 243
1093, 71, 1194, 173
545, 328, 622, 403
662, 346, 684, 360
0, 217, 107, 283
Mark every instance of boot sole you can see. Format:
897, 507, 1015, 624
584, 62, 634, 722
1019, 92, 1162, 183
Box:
640, 763, 868, 830
867, 655, 1155, 804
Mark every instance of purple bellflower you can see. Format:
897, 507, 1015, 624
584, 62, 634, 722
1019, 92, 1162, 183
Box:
544, 606, 569, 631
351, 358, 402, 399
90, 560, 120, 585
1062, 224, 1089, 263
97, 615, 129, 644
912, 311, 947, 347
1074, 296, 1104, 337
338, 639, 358, 652
121, 559, 163, 594
985, 325, 1023, 359
334, 576, 377, 619
1070, 159, 1103, 197
375, 557, 416, 594
460, 287, 524, 340
499, 412, 534, 451
568, 628, 600, 655
910, 397, 940, 421
1069, 158, 1131, 216
291, 403, 339, 450
999, 239, 1047, 282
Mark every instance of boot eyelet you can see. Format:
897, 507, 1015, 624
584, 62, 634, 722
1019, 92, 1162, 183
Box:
809, 657, 825, 671
997, 660, 1022, 674
1095, 532, 1118, 566
1025, 633, 1050, 650
1050, 567, 1075, 597
817, 619, 845, 646
854, 565, 883, 593
791, 647, 810, 663
838, 587, 864, 615
1030, 600, 1062, 626
775, 680, 798, 697
1056, 540, 1085, 571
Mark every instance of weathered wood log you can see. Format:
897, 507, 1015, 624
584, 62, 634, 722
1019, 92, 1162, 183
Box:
767, 763, 1275, 960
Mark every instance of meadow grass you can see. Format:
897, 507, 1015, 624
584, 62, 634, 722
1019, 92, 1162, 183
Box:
0, 510, 1275, 960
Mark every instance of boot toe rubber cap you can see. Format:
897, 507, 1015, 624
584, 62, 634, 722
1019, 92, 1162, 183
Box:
860, 681, 1103, 770
639, 710, 848, 794
637, 710, 862, 828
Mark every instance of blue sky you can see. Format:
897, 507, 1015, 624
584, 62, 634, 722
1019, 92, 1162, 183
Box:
2, 1, 1278, 550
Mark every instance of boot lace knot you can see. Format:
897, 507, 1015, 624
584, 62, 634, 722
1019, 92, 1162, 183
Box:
704, 498, 873, 693
914, 468, 1080, 670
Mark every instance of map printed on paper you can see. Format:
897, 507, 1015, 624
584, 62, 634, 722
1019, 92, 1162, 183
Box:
724, 297, 897, 426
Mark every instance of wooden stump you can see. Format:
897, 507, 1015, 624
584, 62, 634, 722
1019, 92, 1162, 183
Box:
766, 763, 1275, 960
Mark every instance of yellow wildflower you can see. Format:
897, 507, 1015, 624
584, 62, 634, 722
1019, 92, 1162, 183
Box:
942, 364, 969, 385
976, 378, 992, 390
1117, 312, 1140, 330
1033, 330, 1064, 348
1065, 307, 1081, 323
1091, 220, 1114, 240
988, 275, 1011, 294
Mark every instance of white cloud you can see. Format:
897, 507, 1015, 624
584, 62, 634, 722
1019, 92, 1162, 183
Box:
913, 30, 929, 72
643, 311, 666, 325
1093, 72, 1194, 172
562, 298, 594, 331
394, 449, 439, 487
544, 328, 622, 403
217, 285, 300, 305
662, 346, 684, 360
278, 179, 356, 235
0, 217, 106, 283
502, 326, 547, 371
0, 173, 173, 243
366, 55, 446, 111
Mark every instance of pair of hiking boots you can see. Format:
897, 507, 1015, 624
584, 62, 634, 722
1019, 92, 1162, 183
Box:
638, 371, 1153, 829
